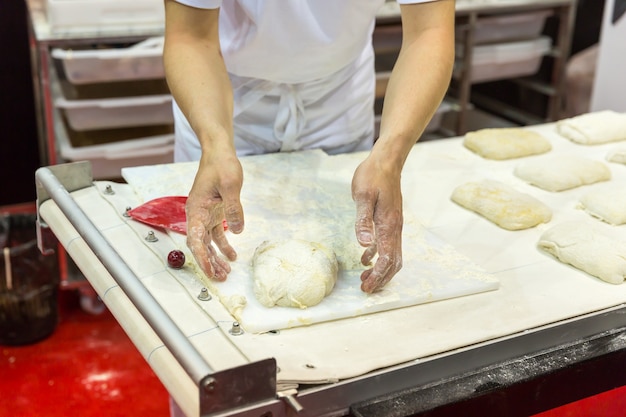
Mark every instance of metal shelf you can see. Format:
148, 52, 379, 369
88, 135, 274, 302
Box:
452, 0, 577, 134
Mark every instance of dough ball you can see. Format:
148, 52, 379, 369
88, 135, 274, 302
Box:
538, 222, 626, 284
556, 110, 626, 144
578, 184, 626, 225
451, 179, 552, 230
514, 154, 611, 192
607, 146, 626, 165
252, 239, 338, 309
463, 128, 551, 160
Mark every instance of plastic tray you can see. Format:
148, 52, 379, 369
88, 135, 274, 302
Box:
457, 10, 553, 44
56, 94, 174, 131
45, 0, 164, 33
51, 37, 165, 85
57, 131, 175, 180
455, 36, 552, 83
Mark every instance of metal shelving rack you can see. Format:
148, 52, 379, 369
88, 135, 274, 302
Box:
25, 0, 164, 293
375, 0, 577, 136
453, 0, 577, 134
25, 0, 165, 168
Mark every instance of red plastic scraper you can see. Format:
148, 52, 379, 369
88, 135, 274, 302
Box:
128, 196, 188, 234
127, 196, 229, 234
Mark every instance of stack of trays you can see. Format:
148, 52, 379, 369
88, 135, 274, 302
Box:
52, 37, 175, 179
454, 10, 554, 83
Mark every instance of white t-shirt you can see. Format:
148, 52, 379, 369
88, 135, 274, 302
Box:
171, 0, 438, 160
173, 0, 434, 83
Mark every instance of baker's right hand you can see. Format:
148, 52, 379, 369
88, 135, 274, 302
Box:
185, 152, 245, 281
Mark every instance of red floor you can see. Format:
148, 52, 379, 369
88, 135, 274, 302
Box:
536, 389, 626, 417
0, 289, 170, 417
2, 288, 626, 417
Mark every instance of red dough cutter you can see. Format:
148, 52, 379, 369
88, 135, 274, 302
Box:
128, 196, 189, 234
127, 196, 229, 235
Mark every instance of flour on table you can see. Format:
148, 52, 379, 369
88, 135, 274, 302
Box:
451, 179, 552, 230
222, 295, 248, 321
578, 184, 626, 225
538, 221, 626, 285
235, 158, 363, 272
556, 110, 626, 145
252, 239, 339, 309
463, 127, 552, 160
514, 154, 611, 192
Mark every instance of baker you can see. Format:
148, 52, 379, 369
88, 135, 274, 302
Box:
163, 0, 455, 293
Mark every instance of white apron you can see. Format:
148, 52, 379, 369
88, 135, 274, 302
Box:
173, 44, 376, 162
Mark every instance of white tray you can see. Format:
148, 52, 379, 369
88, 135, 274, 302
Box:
51, 37, 165, 85
56, 94, 173, 131
45, 0, 164, 32
455, 36, 552, 83
458, 10, 553, 44
57, 132, 174, 179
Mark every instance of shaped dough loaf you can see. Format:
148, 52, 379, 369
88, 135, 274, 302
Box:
578, 185, 626, 225
538, 222, 626, 284
463, 128, 551, 160
556, 110, 626, 144
514, 155, 611, 192
607, 146, 626, 165
252, 239, 338, 309
451, 179, 552, 230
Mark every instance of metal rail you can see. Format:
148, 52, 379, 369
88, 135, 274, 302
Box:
35, 164, 213, 385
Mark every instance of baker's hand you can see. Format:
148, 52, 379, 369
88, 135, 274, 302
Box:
352, 155, 404, 293
185, 152, 244, 281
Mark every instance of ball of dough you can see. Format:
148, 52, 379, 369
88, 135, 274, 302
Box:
252, 239, 338, 309
451, 179, 552, 230
463, 128, 551, 160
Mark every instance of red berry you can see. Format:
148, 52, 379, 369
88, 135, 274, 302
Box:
167, 250, 185, 269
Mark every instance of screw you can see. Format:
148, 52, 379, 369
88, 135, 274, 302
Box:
202, 377, 215, 392
145, 231, 158, 242
103, 185, 115, 195
123, 207, 132, 217
229, 322, 244, 336
197, 287, 211, 301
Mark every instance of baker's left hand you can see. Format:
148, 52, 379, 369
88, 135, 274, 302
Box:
351, 155, 404, 293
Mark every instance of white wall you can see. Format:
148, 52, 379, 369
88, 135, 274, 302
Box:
591, 0, 626, 112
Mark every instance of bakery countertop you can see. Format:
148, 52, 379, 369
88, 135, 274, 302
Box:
36, 120, 626, 417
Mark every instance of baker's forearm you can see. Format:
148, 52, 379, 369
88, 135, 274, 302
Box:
163, 1, 235, 155
373, 0, 455, 170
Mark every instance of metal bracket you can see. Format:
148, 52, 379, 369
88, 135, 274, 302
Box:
200, 358, 278, 416
35, 161, 93, 255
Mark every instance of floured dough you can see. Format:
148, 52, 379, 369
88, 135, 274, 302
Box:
556, 110, 626, 144
538, 222, 626, 284
463, 128, 552, 160
252, 239, 338, 309
451, 179, 552, 230
578, 185, 626, 225
514, 154, 611, 191
607, 146, 626, 165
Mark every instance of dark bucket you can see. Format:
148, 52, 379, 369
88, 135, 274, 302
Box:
0, 213, 60, 345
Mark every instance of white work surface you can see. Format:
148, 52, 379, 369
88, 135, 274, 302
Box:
122, 150, 498, 334
40, 122, 626, 417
